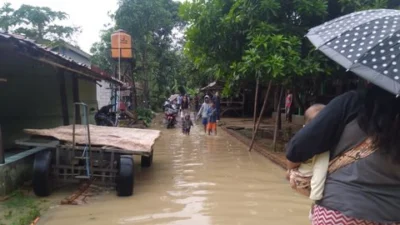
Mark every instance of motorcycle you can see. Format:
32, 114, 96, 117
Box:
94, 104, 117, 126
163, 101, 178, 128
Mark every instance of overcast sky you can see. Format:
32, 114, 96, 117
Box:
8, 0, 118, 53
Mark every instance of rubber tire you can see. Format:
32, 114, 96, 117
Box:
33, 150, 53, 197
141, 152, 153, 168
116, 155, 134, 197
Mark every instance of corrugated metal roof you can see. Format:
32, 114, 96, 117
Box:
52, 41, 92, 60
0, 32, 124, 86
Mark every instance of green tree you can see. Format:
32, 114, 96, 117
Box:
12, 4, 80, 42
180, 0, 398, 96
114, 0, 183, 106
339, 0, 398, 12
90, 27, 114, 73
0, 2, 18, 33
180, 0, 326, 95
180, 0, 399, 150
91, 0, 202, 109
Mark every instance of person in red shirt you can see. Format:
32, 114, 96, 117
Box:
285, 90, 293, 122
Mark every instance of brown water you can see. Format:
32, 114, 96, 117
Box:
38, 122, 311, 225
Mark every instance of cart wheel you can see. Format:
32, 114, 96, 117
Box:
33, 150, 53, 197
116, 155, 134, 197
141, 152, 153, 168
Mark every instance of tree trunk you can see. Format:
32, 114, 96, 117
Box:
253, 78, 259, 132
278, 104, 283, 130
293, 85, 305, 114
129, 62, 138, 109
0, 125, 4, 164
143, 47, 149, 108
274, 86, 278, 111
248, 80, 272, 152
38, 24, 44, 40
274, 86, 284, 151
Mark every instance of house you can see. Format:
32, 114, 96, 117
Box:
52, 42, 91, 66
0, 32, 123, 195
51, 42, 115, 109
201, 81, 246, 117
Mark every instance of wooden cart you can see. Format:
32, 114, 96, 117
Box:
15, 136, 155, 197
16, 103, 160, 197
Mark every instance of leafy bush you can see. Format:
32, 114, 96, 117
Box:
136, 107, 155, 127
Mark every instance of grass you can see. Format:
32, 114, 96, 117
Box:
0, 190, 48, 225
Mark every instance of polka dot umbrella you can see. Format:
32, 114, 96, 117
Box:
306, 9, 400, 95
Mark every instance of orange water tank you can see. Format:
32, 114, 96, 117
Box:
111, 29, 133, 59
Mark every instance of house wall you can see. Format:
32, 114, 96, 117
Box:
96, 80, 112, 108
0, 51, 97, 149
79, 78, 97, 124
0, 53, 63, 149
53, 46, 112, 111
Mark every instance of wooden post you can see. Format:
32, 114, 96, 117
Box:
58, 70, 69, 125
293, 85, 305, 115
72, 75, 81, 124
273, 86, 284, 151
1, 80, 6, 163
249, 80, 272, 152
242, 91, 246, 117
143, 46, 149, 108
253, 78, 260, 131
0, 125, 4, 164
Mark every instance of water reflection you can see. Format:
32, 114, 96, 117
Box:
119, 196, 210, 225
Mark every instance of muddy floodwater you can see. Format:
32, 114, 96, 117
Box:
38, 121, 311, 225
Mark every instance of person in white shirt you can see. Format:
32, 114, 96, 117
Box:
197, 95, 211, 133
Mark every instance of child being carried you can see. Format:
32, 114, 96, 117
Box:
288, 104, 329, 201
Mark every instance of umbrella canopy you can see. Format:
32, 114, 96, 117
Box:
306, 9, 400, 95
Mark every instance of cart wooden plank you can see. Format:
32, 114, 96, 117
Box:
23, 125, 161, 154
15, 138, 151, 156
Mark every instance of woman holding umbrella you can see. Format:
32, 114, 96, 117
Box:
287, 85, 400, 224
287, 9, 400, 224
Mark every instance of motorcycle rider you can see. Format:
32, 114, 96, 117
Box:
95, 104, 115, 126
164, 99, 179, 128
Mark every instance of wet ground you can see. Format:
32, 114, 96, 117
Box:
38, 119, 311, 225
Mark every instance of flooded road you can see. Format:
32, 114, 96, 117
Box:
39, 122, 311, 225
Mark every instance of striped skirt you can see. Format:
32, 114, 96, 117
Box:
312, 205, 400, 225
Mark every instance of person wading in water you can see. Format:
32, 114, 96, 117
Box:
197, 95, 210, 133
181, 95, 190, 118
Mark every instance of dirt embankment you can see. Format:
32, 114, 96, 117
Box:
220, 118, 302, 169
